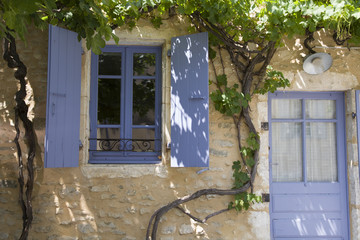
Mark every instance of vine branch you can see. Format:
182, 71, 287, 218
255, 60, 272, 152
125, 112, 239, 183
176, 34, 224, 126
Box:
3, 32, 36, 240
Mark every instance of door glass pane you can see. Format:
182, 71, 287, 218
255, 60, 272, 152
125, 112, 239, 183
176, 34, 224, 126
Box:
305, 100, 336, 119
132, 128, 155, 152
97, 128, 120, 151
272, 122, 303, 182
271, 99, 302, 119
98, 78, 121, 124
306, 122, 338, 182
99, 52, 122, 75
133, 79, 155, 125
133, 53, 156, 76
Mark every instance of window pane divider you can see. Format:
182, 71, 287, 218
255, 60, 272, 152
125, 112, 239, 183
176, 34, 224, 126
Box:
98, 75, 122, 79
304, 119, 337, 122
272, 119, 337, 122
132, 76, 156, 79
302, 99, 307, 184
97, 125, 121, 128
132, 125, 156, 128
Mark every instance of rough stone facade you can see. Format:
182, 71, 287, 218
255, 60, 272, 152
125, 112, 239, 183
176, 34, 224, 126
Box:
0, 19, 360, 240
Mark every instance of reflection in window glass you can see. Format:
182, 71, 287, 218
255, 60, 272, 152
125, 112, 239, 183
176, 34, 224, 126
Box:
133, 53, 156, 76
306, 122, 338, 182
132, 128, 155, 152
133, 79, 155, 125
271, 99, 302, 119
98, 78, 121, 124
99, 52, 122, 75
272, 122, 303, 182
305, 100, 336, 119
97, 128, 120, 151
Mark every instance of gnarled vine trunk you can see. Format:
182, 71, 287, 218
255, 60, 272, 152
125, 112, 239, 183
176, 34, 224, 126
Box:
146, 12, 277, 240
3, 32, 36, 240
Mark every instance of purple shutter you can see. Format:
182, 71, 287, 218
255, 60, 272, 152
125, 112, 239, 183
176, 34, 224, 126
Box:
44, 25, 81, 168
170, 32, 209, 167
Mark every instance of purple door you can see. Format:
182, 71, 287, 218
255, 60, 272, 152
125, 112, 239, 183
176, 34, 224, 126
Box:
269, 92, 349, 239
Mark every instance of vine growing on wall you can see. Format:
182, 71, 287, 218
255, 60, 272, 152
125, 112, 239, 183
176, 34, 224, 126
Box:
2, 0, 360, 239
2, 32, 35, 240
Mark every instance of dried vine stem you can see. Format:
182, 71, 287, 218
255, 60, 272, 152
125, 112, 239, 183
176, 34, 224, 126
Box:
146, 184, 251, 239
3, 32, 36, 240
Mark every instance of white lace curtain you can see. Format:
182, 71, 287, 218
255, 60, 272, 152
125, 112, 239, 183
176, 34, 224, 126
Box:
271, 99, 337, 182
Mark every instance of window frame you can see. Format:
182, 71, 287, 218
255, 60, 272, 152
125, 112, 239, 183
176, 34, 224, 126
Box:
356, 90, 360, 182
89, 45, 162, 164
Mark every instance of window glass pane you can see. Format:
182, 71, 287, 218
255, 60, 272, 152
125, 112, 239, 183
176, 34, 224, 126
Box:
98, 78, 121, 124
306, 122, 338, 182
133, 79, 155, 125
272, 122, 303, 182
97, 128, 120, 151
133, 53, 156, 76
132, 128, 155, 152
99, 52, 122, 75
305, 100, 336, 119
271, 99, 302, 119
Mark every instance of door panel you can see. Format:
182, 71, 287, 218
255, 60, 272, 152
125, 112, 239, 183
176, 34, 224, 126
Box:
272, 194, 341, 212
269, 92, 349, 240
273, 219, 343, 237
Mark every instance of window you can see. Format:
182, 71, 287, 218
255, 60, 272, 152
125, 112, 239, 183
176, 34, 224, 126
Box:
45, 26, 209, 168
89, 46, 162, 164
269, 92, 340, 182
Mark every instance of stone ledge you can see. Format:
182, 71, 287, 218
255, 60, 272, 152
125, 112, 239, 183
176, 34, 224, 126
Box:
81, 164, 168, 179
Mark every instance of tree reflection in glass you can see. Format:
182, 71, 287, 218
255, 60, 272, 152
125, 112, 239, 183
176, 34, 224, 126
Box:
133, 53, 156, 76
98, 78, 121, 124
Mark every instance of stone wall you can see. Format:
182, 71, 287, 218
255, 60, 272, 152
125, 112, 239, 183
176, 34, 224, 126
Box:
0, 20, 360, 240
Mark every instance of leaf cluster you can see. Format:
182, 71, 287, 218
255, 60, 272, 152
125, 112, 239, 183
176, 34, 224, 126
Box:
210, 74, 250, 117
256, 65, 290, 95
232, 132, 259, 187
229, 132, 261, 211
262, 0, 360, 43
228, 192, 262, 211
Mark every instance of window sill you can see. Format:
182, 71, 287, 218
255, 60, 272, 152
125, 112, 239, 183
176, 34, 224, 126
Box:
80, 163, 168, 179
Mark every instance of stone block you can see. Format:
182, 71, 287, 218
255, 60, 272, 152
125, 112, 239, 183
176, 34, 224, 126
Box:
77, 223, 95, 234
0, 179, 17, 188
34, 226, 52, 233
212, 139, 234, 148
161, 225, 176, 234
209, 148, 228, 157
90, 185, 109, 192
179, 224, 194, 235
0, 232, 8, 240
108, 212, 124, 219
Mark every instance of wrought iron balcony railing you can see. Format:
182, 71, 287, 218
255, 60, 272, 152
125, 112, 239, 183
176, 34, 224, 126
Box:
89, 138, 161, 152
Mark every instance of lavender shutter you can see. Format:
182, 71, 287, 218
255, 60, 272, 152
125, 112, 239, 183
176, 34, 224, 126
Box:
44, 25, 81, 168
170, 32, 209, 167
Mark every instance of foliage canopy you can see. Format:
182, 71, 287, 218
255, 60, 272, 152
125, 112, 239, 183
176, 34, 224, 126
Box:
2, 0, 360, 53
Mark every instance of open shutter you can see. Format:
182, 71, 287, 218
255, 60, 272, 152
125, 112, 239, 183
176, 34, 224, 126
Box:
44, 25, 82, 168
170, 32, 209, 167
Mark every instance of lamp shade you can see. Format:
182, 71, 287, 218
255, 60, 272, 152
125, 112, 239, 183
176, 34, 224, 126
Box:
303, 52, 333, 75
